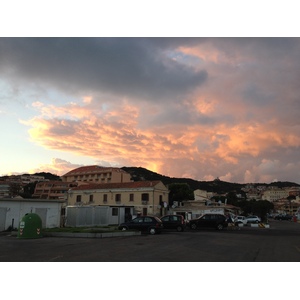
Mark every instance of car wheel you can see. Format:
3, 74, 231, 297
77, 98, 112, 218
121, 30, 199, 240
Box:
190, 223, 197, 230
149, 228, 156, 235
176, 226, 183, 232
217, 224, 223, 230
121, 226, 127, 231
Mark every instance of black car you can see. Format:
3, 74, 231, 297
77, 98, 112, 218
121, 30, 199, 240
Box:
160, 214, 186, 232
275, 214, 293, 221
118, 216, 163, 234
189, 213, 228, 230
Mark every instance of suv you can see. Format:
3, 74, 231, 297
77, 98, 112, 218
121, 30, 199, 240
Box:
160, 214, 186, 232
189, 213, 228, 230
245, 215, 261, 223
118, 216, 163, 235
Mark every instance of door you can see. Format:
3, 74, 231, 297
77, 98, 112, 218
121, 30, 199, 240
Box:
0, 208, 7, 231
198, 214, 213, 228
125, 207, 132, 222
161, 215, 170, 229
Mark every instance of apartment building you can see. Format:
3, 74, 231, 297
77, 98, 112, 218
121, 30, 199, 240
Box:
67, 180, 169, 216
61, 165, 132, 184
33, 181, 77, 200
262, 188, 289, 202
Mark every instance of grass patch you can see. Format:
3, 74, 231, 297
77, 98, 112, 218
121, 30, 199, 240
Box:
44, 225, 119, 233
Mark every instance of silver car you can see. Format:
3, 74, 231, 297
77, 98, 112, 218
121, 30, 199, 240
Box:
245, 215, 261, 223
234, 215, 247, 225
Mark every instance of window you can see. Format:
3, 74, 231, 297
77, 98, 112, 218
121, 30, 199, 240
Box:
144, 217, 153, 223
89, 195, 94, 202
141, 193, 149, 201
130, 194, 134, 202
76, 195, 82, 203
115, 194, 121, 203
103, 194, 108, 203
112, 208, 118, 216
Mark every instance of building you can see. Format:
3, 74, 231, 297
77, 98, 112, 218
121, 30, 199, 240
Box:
20, 175, 48, 185
0, 198, 65, 231
169, 200, 241, 220
67, 180, 169, 216
33, 181, 77, 200
262, 188, 289, 202
194, 189, 214, 202
0, 182, 10, 198
61, 165, 132, 184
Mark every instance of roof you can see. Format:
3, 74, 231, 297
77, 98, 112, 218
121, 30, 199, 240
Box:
70, 180, 164, 191
0, 198, 66, 203
62, 165, 129, 176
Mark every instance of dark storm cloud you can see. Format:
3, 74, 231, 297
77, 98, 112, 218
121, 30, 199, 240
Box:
0, 37, 207, 101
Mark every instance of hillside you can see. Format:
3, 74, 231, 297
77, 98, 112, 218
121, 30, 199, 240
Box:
121, 167, 300, 194
122, 167, 244, 194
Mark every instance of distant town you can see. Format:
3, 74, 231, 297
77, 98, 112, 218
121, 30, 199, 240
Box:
1, 165, 300, 220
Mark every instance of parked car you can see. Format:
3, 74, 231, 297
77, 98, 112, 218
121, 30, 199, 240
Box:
274, 214, 293, 221
118, 216, 163, 235
160, 214, 186, 232
189, 213, 228, 230
234, 215, 247, 225
245, 215, 261, 223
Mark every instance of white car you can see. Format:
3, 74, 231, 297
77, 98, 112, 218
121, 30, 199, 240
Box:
234, 215, 247, 225
245, 215, 261, 223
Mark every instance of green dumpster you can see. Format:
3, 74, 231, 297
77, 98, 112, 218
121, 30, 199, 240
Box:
18, 213, 43, 239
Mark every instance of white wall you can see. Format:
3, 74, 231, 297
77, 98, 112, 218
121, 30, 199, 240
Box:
0, 200, 63, 230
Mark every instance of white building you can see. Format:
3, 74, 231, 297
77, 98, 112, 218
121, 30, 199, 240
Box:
0, 198, 65, 231
262, 188, 289, 202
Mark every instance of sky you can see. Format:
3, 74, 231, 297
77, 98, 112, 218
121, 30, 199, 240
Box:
1, 1, 299, 295
1, 37, 300, 183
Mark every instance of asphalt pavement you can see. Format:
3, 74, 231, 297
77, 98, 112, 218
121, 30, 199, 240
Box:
1, 219, 300, 262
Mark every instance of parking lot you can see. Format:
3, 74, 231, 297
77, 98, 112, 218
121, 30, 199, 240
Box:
1, 220, 300, 262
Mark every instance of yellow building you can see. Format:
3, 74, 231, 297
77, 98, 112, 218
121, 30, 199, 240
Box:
262, 188, 289, 202
61, 165, 132, 184
33, 181, 77, 200
67, 180, 169, 216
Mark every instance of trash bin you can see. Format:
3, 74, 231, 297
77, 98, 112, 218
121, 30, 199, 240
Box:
18, 213, 43, 239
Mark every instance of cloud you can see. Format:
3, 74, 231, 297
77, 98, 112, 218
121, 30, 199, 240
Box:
23, 94, 300, 183
3, 37, 300, 183
0, 38, 207, 103
29, 158, 83, 176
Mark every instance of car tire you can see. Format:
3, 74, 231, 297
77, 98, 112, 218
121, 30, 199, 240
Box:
121, 226, 127, 231
149, 227, 156, 235
176, 226, 183, 232
217, 224, 223, 230
190, 223, 197, 230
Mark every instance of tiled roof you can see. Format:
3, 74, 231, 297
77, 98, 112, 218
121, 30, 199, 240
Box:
62, 165, 128, 176
71, 180, 163, 191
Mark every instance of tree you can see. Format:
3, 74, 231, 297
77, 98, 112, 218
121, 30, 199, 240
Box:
168, 183, 194, 206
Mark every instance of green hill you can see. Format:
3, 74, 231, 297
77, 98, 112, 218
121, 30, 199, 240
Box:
121, 166, 300, 194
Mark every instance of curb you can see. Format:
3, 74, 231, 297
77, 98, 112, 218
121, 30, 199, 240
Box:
38, 231, 141, 238
250, 223, 270, 228
5, 230, 141, 238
